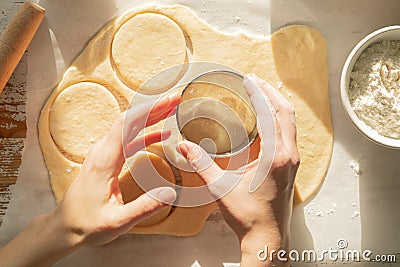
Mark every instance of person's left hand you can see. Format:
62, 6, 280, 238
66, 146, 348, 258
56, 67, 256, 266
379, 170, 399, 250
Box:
47, 93, 180, 248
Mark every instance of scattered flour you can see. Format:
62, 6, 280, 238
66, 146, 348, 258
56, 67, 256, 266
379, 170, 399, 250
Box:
349, 159, 361, 177
349, 40, 400, 139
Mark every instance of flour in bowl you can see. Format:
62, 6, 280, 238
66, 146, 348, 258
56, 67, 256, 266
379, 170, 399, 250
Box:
349, 40, 400, 139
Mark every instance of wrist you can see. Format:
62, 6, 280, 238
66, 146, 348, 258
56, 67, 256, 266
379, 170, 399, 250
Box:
0, 210, 82, 267
45, 208, 85, 251
30, 210, 82, 265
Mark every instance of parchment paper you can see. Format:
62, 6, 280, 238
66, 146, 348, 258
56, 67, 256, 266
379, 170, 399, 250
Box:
2, 0, 400, 266
0, 0, 270, 266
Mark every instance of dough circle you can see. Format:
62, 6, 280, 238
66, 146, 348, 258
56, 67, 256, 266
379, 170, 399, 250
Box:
119, 152, 176, 227
111, 13, 187, 93
49, 82, 120, 162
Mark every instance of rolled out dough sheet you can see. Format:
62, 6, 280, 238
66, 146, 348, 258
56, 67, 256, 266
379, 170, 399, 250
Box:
38, 4, 332, 236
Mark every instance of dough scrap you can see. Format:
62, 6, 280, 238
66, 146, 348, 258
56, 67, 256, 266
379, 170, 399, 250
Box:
39, 4, 333, 236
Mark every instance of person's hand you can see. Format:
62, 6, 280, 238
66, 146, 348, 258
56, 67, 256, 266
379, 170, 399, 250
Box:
0, 93, 180, 267
178, 74, 300, 266
48, 93, 180, 247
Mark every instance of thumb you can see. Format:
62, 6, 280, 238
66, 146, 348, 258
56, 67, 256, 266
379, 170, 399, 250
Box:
118, 187, 176, 226
178, 141, 224, 185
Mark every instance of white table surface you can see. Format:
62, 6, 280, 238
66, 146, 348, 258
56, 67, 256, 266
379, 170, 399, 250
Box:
272, 0, 400, 265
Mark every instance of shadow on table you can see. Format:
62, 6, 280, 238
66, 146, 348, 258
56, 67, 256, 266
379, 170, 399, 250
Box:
272, 0, 400, 265
57, 221, 242, 266
39, 0, 118, 68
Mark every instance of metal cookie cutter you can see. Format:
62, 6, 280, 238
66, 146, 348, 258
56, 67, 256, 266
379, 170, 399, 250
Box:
176, 70, 258, 158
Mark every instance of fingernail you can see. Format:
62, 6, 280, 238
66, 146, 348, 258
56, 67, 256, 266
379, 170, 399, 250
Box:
169, 91, 181, 99
177, 141, 189, 157
245, 73, 257, 82
161, 130, 172, 141
178, 141, 202, 162
178, 141, 214, 173
152, 187, 176, 204
243, 76, 259, 95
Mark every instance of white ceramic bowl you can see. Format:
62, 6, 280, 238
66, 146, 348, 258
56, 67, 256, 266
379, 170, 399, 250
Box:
341, 25, 400, 149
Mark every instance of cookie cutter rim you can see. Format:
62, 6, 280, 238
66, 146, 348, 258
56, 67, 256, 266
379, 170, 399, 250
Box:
176, 70, 259, 158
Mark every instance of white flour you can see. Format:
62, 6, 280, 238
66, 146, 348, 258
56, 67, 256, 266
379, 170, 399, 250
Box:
349, 40, 400, 139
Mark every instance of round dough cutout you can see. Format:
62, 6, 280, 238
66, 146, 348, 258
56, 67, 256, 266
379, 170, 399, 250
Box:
119, 152, 176, 227
112, 13, 187, 93
49, 82, 120, 162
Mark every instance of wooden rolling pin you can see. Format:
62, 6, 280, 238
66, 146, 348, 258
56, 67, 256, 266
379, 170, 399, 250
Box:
0, 1, 45, 93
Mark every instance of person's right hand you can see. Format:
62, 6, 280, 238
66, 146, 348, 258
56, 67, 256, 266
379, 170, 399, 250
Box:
178, 74, 300, 267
